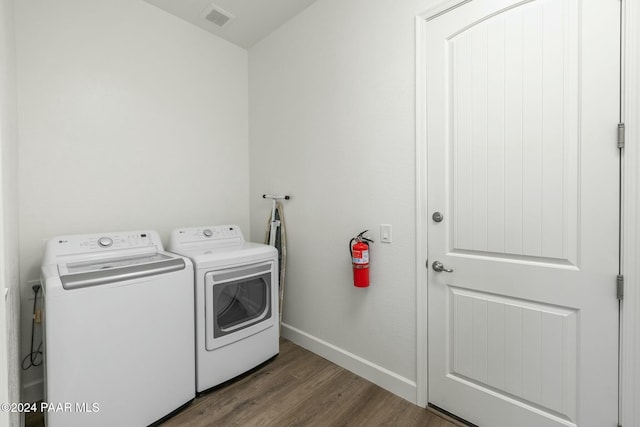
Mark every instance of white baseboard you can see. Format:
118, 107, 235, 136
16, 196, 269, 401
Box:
21, 379, 43, 404
281, 323, 417, 404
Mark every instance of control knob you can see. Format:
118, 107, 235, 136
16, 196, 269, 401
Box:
98, 237, 113, 248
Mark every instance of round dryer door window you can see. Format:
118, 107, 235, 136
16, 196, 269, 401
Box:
216, 279, 267, 331
205, 262, 273, 342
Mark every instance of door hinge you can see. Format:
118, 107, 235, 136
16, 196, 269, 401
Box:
618, 123, 625, 149
617, 274, 624, 300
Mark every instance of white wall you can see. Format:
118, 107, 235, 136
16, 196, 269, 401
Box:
15, 0, 249, 400
249, 0, 435, 402
0, 0, 22, 424
8, 0, 640, 419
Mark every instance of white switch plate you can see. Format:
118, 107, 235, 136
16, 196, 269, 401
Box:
380, 224, 392, 243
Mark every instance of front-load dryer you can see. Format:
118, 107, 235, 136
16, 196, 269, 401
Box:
168, 225, 279, 394
40, 230, 195, 427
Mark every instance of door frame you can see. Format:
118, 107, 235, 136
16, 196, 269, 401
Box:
414, 2, 640, 426
620, 0, 640, 425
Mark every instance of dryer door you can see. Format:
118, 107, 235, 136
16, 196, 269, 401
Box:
204, 261, 275, 351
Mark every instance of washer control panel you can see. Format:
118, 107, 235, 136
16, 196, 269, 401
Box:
79, 232, 153, 251
43, 231, 161, 261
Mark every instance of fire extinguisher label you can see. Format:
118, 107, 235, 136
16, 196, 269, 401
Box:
352, 250, 369, 264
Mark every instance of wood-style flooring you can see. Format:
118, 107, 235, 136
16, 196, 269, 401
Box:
26, 339, 459, 427
160, 339, 457, 427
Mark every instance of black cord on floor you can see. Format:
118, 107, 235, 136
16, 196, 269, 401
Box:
22, 285, 43, 370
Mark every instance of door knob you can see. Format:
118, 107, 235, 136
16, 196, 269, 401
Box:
432, 261, 453, 273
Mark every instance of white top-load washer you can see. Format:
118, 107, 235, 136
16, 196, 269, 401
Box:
168, 225, 279, 394
40, 230, 195, 427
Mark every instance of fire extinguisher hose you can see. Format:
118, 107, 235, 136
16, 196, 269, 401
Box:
350, 230, 373, 254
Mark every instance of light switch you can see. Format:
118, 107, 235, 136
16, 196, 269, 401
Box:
380, 224, 392, 243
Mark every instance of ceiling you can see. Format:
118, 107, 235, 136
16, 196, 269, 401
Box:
144, 0, 318, 49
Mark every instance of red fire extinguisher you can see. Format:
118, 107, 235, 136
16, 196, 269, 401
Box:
350, 230, 373, 288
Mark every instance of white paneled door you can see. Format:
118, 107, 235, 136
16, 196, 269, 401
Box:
425, 0, 620, 426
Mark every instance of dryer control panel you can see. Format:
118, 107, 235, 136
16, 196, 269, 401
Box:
169, 225, 244, 249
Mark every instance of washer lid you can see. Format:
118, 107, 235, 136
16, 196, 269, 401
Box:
64, 253, 171, 274
58, 253, 185, 290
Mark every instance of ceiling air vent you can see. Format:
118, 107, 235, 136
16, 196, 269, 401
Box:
203, 3, 235, 27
